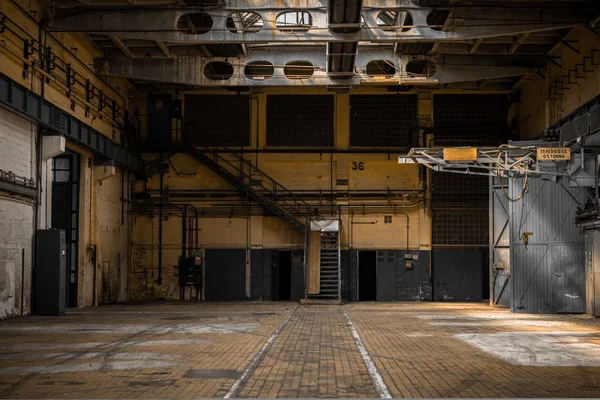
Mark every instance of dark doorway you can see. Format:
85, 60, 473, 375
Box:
358, 251, 377, 301
278, 251, 292, 301
51, 151, 80, 307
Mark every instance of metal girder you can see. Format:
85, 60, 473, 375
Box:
96, 50, 536, 86
398, 145, 568, 178
110, 36, 133, 57
469, 38, 483, 54
508, 33, 529, 54
155, 40, 171, 57
398, 144, 598, 188
46, 6, 590, 44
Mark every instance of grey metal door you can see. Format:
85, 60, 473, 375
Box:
510, 178, 586, 313
490, 176, 511, 307
205, 249, 246, 301
377, 251, 397, 301
290, 250, 305, 301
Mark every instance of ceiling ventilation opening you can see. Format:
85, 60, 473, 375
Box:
226, 12, 264, 33
328, 0, 362, 33
406, 60, 437, 78
427, 10, 451, 31
284, 61, 314, 79
178, 12, 213, 34
366, 60, 396, 77
276, 11, 313, 32
204, 61, 234, 80
327, 42, 356, 76
377, 10, 413, 32
244, 61, 275, 80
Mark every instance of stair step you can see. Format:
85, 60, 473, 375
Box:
301, 298, 341, 305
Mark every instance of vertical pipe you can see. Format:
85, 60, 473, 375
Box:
92, 249, 97, 306
330, 151, 334, 216
121, 167, 125, 225
21, 248, 25, 317
181, 206, 187, 259
157, 170, 164, 285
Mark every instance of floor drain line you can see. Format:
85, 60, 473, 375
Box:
343, 311, 392, 399
223, 305, 297, 398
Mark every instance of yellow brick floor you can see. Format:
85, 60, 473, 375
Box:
0, 302, 599, 398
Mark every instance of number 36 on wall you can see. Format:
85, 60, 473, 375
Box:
352, 161, 365, 171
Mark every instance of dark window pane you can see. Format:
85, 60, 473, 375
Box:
185, 95, 250, 146
267, 95, 334, 147
350, 95, 418, 147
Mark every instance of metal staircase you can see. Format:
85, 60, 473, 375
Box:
316, 231, 342, 300
182, 142, 309, 231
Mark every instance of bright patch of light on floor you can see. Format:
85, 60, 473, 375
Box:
0, 323, 258, 334
456, 332, 600, 366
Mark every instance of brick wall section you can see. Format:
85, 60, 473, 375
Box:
0, 107, 36, 318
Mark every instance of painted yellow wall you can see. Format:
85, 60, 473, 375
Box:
131, 88, 433, 299
0, 0, 133, 308
518, 27, 600, 138
0, 0, 133, 140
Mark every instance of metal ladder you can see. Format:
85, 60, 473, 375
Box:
316, 231, 341, 300
182, 142, 310, 231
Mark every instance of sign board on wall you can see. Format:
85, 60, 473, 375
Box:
537, 147, 571, 161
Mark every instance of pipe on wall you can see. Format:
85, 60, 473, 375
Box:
157, 170, 164, 285
21, 248, 25, 317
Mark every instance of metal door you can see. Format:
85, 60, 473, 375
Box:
490, 176, 511, 307
290, 250, 305, 301
51, 152, 79, 307
205, 249, 246, 301
377, 251, 397, 301
147, 94, 172, 144
510, 178, 586, 313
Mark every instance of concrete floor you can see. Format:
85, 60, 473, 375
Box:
1, 302, 600, 398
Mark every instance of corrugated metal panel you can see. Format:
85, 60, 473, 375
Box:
349, 95, 418, 147
510, 178, 586, 313
491, 176, 512, 307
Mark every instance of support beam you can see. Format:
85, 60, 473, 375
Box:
508, 33, 528, 54
155, 40, 171, 57
429, 10, 454, 54
469, 38, 483, 54
47, 7, 591, 44
110, 36, 133, 58
96, 51, 536, 87
327, 0, 362, 76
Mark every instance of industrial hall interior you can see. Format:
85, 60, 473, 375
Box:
4, 0, 600, 398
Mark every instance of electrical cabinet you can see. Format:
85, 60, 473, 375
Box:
35, 229, 66, 315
